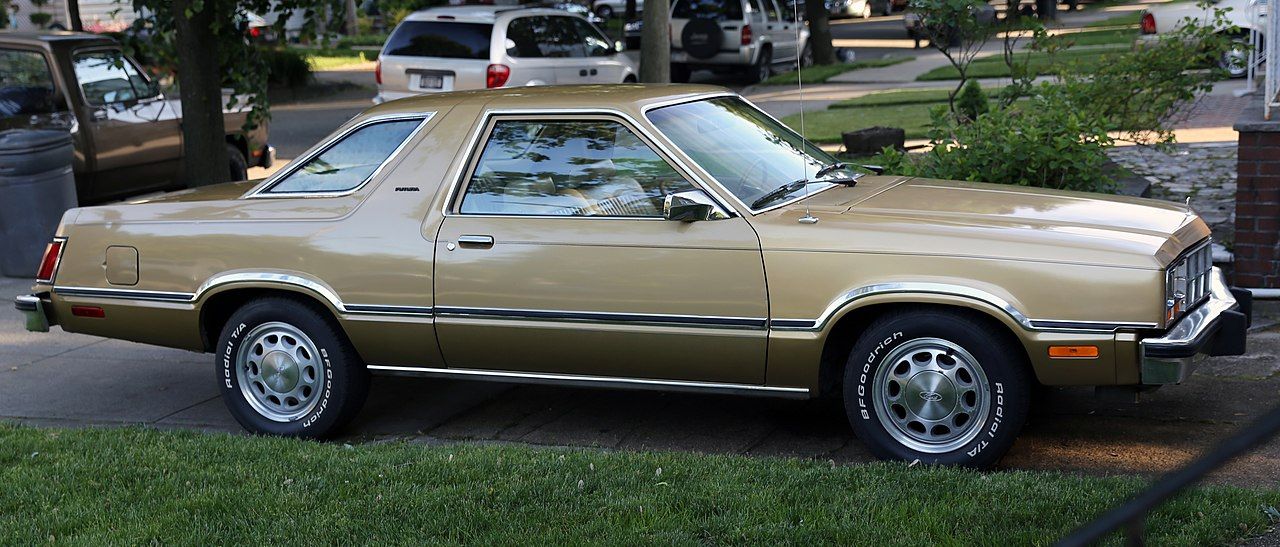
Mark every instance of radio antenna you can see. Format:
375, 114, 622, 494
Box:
795, 0, 817, 225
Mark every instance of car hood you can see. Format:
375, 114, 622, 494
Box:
756, 176, 1209, 270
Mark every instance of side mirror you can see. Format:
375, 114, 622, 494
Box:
663, 189, 730, 222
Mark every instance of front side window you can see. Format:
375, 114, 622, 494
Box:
72, 50, 157, 106
647, 97, 858, 210
264, 119, 422, 194
384, 21, 494, 59
571, 18, 615, 57
460, 119, 695, 217
0, 48, 67, 130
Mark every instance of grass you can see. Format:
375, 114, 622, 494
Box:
785, 103, 938, 143
761, 56, 915, 85
830, 86, 999, 108
1059, 28, 1138, 46
916, 45, 1128, 80
302, 48, 380, 71
1083, 11, 1143, 27
4, 424, 1275, 544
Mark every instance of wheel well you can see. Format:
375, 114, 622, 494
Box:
623, 74, 637, 83
199, 288, 337, 352
816, 302, 1034, 399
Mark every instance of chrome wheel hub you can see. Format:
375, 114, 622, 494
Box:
873, 338, 989, 453
236, 322, 326, 422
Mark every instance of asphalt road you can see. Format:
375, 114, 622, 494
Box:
5, 275, 1280, 487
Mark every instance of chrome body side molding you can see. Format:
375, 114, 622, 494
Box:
434, 306, 766, 329
366, 365, 810, 398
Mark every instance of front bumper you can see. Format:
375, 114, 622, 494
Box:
15, 292, 54, 333
1139, 267, 1251, 385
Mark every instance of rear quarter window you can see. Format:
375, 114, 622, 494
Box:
672, 0, 745, 21
384, 21, 494, 59
261, 118, 424, 195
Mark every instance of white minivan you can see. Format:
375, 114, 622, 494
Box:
375, 6, 637, 103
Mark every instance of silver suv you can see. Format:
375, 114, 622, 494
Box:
375, 6, 637, 102
669, 0, 811, 83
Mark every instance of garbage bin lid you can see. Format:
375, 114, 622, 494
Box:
0, 128, 73, 153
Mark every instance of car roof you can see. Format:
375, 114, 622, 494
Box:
402, 5, 574, 23
0, 30, 117, 48
362, 84, 732, 118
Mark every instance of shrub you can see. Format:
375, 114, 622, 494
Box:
260, 48, 313, 89
954, 79, 988, 121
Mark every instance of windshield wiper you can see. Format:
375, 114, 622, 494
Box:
750, 175, 860, 210
814, 162, 846, 179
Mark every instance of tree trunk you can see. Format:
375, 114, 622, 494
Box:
638, 0, 669, 82
172, 0, 229, 187
344, 0, 359, 36
625, 0, 637, 20
65, 0, 82, 31
804, 0, 836, 66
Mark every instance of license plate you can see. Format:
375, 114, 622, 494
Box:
419, 74, 443, 89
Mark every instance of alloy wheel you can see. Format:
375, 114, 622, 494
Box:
235, 321, 328, 422
872, 337, 990, 453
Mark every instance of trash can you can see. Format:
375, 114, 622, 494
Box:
0, 129, 77, 278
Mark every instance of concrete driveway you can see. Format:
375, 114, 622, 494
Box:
3, 275, 1280, 486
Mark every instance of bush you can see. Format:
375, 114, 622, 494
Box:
954, 79, 988, 121
260, 48, 313, 89
335, 34, 389, 48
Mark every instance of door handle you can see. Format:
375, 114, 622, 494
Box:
457, 235, 495, 248
590, 68, 598, 76
579, 69, 589, 76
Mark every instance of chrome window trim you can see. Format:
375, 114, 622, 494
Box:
366, 365, 810, 398
53, 286, 193, 302
244, 112, 434, 199
768, 282, 1158, 333
440, 104, 739, 219
640, 93, 859, 216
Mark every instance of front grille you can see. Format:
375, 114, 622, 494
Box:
1168, 240, 1213, 318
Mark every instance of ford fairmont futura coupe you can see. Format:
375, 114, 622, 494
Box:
16, 85, 1252, 467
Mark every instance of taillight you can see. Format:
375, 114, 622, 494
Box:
741, 24, 752, 46
35, 238, 65, 283
486, 64, 510, 88
375, 58, 382, 84
1140, 12, 1156, 34
248, 26, 263, 38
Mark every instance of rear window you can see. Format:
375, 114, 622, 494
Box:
383, 21, 494, 59
672, 0, 745, 21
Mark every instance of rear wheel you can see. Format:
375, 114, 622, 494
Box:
216, 297, 370, 438
227, 143, 248, 182
746, 47, 772, 84
596, 4, 614, 18
843, 308, 1030, 468
1219, 36, 1250, 78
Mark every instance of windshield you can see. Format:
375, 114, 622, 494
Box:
646, 97, 857, 211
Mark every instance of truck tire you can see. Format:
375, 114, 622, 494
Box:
745, 46, 772, 84
227, 143, 248, 182
843, 307, 1030, 468
216, 296, 370, 438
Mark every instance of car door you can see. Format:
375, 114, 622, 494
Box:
571, 17, 629, 82
69, 47, 182, 200
503, 16, 566, 86
540, 15, 598, 84
433, 115, 769, 385
759, 0, 796, 62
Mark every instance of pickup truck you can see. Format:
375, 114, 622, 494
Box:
0, 31, 273, 204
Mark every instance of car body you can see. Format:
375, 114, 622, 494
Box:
0, 31, 272, 204
827, 0, 872, 19
16, 85, 1251, 467
1138, 0, 1268, 78
670, 0, 811, 83
374, 6, 635, 103
592, 0, 645, 18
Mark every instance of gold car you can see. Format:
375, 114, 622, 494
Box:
14, 85, 1251, 467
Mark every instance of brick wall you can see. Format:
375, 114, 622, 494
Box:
1234, 105, 1280, 289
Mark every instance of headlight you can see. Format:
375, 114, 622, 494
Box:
1165, 240, 1213, 323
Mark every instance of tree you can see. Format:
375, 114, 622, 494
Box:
127, 0, 341, 187
907, 0, 998, 114
802, 0, 836, 65
66, 0, 83, 31
639, 0, 669, 82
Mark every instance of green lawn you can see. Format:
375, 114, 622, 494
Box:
1083, 11, 1143, 27
916, 45, 1128, 80
2, 424, 1274, 544
303, 48, 380, 71
785, 101, 942, 142
830, 86, 999, 108
1060, 28, 1138, 46
762, 56, 914, 85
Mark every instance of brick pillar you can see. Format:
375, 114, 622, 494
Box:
1233, 101, 1280, 289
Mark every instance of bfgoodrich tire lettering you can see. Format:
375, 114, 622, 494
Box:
843, 308, 1030, 468
217, 297, 369, 438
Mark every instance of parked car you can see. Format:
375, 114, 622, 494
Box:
592, 0, 644, 18
16, 85, 1251, 468
0, 31, 272, 204
1139, 0, 1269, 78
374, 6, 636, 102
624, 18, 643, 49
670, 0, 812, 83
827, 0, 872, 19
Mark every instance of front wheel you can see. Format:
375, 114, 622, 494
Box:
216, 297, 370, 438
227, 143, 248, 182
746, 48, 772, 84
843, 308, 1030, 468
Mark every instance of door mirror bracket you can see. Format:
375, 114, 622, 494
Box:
663, 190, 731, 222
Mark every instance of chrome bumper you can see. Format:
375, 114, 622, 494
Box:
14, 293, 53, 333
1140, 267, 1251, 385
